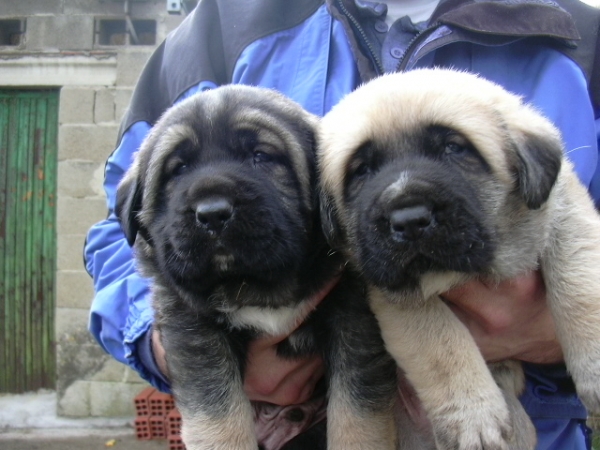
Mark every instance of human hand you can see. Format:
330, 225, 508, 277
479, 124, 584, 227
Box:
441, 270, 563, 364
243, 333, 325, 405
151, 276, 340, 406
398, 271, 563, 437
152, 326, 325, 406
243, 275, 343, 405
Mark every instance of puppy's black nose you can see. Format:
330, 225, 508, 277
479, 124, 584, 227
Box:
195, 198, 233, 233
389, 205, 432, 241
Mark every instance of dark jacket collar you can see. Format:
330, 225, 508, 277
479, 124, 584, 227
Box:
430, 0, 579, 41
348, 0, 580, 40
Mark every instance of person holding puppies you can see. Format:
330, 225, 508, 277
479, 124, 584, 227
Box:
84, 0, 599, 448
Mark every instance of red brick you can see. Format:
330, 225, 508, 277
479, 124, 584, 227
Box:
168, 434, 186, 450
133, 386, 156, 417
148, 390, 175, 417
150, 415, 167, 439
166, 407, 182, 436
134, 416, 152, 441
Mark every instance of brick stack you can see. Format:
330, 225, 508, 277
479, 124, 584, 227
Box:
134, 387, 186, 450
166, 408, 185, 450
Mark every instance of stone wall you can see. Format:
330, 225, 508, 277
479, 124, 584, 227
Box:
0, 0, 184, 417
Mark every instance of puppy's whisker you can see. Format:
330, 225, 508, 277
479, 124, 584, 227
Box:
235, 281, 248, 303
122, 85, 385, 450
565, 145, 592, 155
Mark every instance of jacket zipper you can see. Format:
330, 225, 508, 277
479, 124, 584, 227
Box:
335, 0, 445, 75
336, 0, 385, 75
395, 23, 440, 72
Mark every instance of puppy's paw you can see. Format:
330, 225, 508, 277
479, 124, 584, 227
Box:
574, 377, 600, 413
182, 436, 258, 450
181, 415, 258, 450
568, 356, 600, 413
429, 399, 512, 450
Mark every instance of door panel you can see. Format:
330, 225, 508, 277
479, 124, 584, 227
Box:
0, 89, 58, 393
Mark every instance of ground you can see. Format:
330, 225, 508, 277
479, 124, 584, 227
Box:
0, 432, 165, 450
0, 391, 164, 450
1, 391, 599, 450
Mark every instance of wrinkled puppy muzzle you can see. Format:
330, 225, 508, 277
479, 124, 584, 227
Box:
154, 160, 306, 291
351, 157, 496, 290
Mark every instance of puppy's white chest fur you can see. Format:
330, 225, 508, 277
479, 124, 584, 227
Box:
226, 301, 313, 336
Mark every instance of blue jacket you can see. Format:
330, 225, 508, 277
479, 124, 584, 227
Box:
84, 1, 599, 448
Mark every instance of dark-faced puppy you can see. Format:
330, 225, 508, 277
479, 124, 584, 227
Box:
318, 68, 600, 450
116, 85, 398, 450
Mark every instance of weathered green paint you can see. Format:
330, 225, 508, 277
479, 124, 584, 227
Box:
0, 89, 58, 393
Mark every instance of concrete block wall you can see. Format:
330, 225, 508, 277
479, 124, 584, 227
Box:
1, 0, 182, 52
56, 84, 130, 418
0, 0, 184, 417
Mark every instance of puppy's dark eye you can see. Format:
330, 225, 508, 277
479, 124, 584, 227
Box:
253, 150, 273, 164
165, 155, 191, 179
352, 162, 370, 178
165, 139, 195, 178
444, 142, 467, 155
172, 162, 189, 176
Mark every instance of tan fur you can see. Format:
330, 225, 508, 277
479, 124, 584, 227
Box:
181, 392, 256, 450
117, 85, 325, 450
318, 68, 600, 449
370, 291, 513, 449
328, 375, 398, 449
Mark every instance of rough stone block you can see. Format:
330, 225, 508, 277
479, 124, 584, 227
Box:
64, 0, 130, 16
156, 14, 185, 42
91, 162, 109, 197
58, 160, 102, 198
62, 0, 165, 16
114, 88, 133, 122
90, 381, 148, 417
55, 307, 111, 405
57, 233, 87, 271
59, 87, 95, 124
56, 270, 95, 309
0, 0, 62, 15
57, 196, 107, 235
124, 366, 147, 384
59, 124, 118, 162
55, 308, 111, 396
91, 358, 131, 383
130, 1, 167, 18
27, 16, 95, 51
116, 49, 153, 86
95, 88, 117, 124
55, 307, 90, 338
57, 380, 91, 417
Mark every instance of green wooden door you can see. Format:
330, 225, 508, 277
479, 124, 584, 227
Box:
0, 89, 58, 393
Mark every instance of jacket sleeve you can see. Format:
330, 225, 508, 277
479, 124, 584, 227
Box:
503, 46, 597, 450
84, 120, 171, 390
467, 41, 598, 192
523, 48, 598, 190
84, 82, 216, 392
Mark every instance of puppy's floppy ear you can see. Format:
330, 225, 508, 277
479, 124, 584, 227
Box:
116, 170, 144, 247
319, 190, 345, 250
510, 106, 563, 210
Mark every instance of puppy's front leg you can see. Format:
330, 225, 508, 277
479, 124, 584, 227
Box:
160, 324, 257, 450
369, 288, 513, 450
324, 277, 398, 450
542, 171, 600, 413
488, 362, 536, 450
